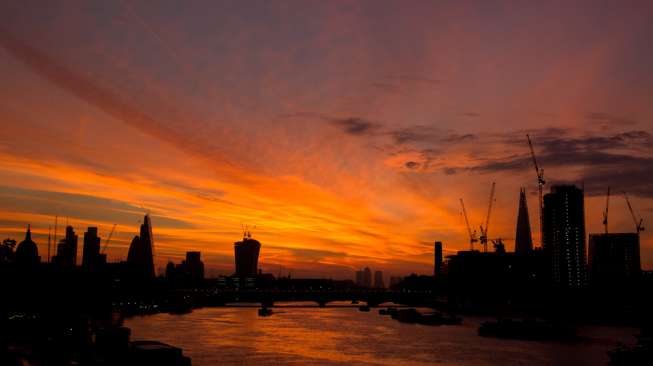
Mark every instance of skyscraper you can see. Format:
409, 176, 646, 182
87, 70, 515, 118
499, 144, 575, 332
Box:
82, 227, 101, 270
52, 226, 78, 267
514, 188, 533, 254
542, 185, 586, 288
374, 270, 385, 288
127, 214, 156, 279
234, 233, 261, 277
363, 267, 372, 288
588, 233, 641, 285
434, 241, 443, 276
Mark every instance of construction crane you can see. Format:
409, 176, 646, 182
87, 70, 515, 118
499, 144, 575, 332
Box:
101, 224, 117, 254
490, 238, 512, 254
527, 134, 545, 247
479, 182, 496, 253
460, 198, 478, 251
624, 193, 645, 233
602, 187, 610, 234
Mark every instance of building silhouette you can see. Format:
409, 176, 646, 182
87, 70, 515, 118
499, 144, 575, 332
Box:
434, 241, 443, 276
389, 276, 403, 288
127, 214, 156, 279
82, 227, 105, 270
355, 270, 364, 286
184, 251, 205, 280
52, 225, 78, 267
514, 188, 533, 254
374, 270, 384, 288
588, 233, 641, 285
166, 251, 205, 282
15, 225, 40, 265
543, 185, 586, 288
234, 232, 260, 277
363, 267, 372, 288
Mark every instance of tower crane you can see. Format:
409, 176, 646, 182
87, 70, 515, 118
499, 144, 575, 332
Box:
602, 187, 610, 234
527, 134, 545, 247
101, 224, 117, 254
624, 193, 645, 233
479, 182, 496, 253
460, 198, 478, 251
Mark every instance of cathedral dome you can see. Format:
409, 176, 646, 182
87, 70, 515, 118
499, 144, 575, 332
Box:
15, 225, 40, 265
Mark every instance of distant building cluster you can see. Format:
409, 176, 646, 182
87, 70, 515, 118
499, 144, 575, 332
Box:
354, 267, 385, 289
166, 251, 205, 282
442, 184, 643, 310
0, 214, 206, 283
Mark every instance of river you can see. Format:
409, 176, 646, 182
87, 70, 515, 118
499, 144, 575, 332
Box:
125, 303, 637, 365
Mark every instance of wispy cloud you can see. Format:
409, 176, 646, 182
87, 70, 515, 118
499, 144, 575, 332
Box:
329, 117, 380, 136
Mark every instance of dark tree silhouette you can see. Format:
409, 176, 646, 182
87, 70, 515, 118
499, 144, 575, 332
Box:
0, 238, 16, 263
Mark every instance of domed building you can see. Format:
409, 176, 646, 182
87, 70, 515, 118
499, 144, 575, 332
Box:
15, 225, 40, 266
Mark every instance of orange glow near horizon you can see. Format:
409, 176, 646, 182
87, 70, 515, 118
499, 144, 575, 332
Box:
1, 1, 652, 279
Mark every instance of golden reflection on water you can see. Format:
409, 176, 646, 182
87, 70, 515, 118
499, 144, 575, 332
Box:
125, 302, 636, 366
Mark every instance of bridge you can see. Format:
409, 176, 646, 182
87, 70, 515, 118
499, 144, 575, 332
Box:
191, 289, 443, 308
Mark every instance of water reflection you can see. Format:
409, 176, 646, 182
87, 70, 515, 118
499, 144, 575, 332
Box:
125, 302, 637, 365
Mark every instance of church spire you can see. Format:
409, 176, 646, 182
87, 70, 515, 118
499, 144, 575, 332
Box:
25, 224, 32, 241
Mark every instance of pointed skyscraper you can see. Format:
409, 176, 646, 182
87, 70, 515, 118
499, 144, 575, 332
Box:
127, 214, 156, 279
515, 188, 533, 254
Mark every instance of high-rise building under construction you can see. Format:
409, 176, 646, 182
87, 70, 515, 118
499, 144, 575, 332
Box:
234, 232, 261, 278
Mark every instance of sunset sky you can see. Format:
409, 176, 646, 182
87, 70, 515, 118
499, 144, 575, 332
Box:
1, 0, 652, 279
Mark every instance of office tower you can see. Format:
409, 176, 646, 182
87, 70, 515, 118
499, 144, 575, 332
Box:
434, 241, 443, 276
185, 251, 205, 280
53, 225, 78, 267
355, 270, 364, 286
542, 185, 586, 288
234, 233, 261, 277
127, 214, 156, 279
588, 233, 641, 285
514, 188, 533, 254
15, 225, 40, 265
82, 227, 101, 269
363, 267, 372, 288
374, 270, 385, 288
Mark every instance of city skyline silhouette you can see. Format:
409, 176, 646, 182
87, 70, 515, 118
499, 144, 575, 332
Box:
1, 2, 653, 365
1, 1, 652, 281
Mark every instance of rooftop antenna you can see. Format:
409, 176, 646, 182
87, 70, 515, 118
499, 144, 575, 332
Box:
47, 225, 51, 263
249, 225, 256, 239
53, 216, 58, 254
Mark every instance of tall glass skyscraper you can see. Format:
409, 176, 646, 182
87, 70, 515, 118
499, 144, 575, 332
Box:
543, 185, 586, 288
